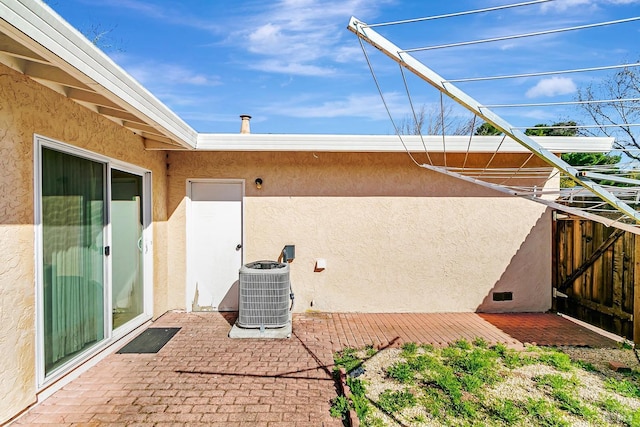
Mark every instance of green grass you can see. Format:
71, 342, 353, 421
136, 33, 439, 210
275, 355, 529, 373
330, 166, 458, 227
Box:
525, 397, 570, 427
333, 346, 362, 373
491, 399, 522, 424
377, 388, 417, 413
605, 377, 640, 399
329, 395, 349, 419
537, 349, 574, 372
347, 376, 366, 397
400, 342, 418, 357
332, 340, 640, 426
386, 361, 414, 383
535, 373, 598, 420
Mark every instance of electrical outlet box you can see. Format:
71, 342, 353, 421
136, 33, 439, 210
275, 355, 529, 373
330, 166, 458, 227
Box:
282, 245, 295, 262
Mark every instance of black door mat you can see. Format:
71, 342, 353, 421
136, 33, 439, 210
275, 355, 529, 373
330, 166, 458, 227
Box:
117, 327, 181, 354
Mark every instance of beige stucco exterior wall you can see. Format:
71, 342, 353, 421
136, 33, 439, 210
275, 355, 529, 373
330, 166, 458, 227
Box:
0, 64, 169, 424
166, 151, 552, 315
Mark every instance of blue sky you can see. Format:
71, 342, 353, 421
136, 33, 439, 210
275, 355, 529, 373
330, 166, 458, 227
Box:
45, 0, 640, 135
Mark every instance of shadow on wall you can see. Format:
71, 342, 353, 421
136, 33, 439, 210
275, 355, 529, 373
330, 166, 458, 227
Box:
476, 209, 553, 313
166, 151, 551, 218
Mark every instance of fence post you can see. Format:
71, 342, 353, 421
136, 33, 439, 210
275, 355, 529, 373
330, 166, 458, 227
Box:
633, 234, 640, 344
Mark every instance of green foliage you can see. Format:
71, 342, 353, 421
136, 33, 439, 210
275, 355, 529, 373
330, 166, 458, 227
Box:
452, 338, 472, 350
351, 393, 371, 420
599, 395, 627, 413
407, 354, 436, 372
365, 344, 378, 358
621, 341, 634, 350
329, 395, 349, 418
631, 408, 640, 427
400, 342, 418, 357
411, 414, 427, 424
378, 388, 417, 413
334, 347, 362, 373
536, 373, 580, 390
472, 337, 489, 348
386, 361, 414, 383
553, 388, 597, 419
475, 122, 502, 135
420, 388, 446, 418
537, 350, 573, 371
491, 399, 522, 424
525, 397, 570, 427
433, 366, 463, 400
420, 343, 435, 352
536, 374, 596, 420
333, 341, 640, 426
362, 416, 385, 427
562, 152, 621, 166
492, 342, 508, 356
444, 346, 500, 389
525, 121, 578, 136
572, 359, 597, 372
347, 376, 366, 397
605, 377, 640, 398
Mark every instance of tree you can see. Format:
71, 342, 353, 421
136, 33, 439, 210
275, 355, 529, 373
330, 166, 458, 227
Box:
576, 65, 640, 159
82, 24, 124, 53
474, 122, 501, 135
524, 122, 620, 167
524, 121, 578, 137
398, 103, 476, 136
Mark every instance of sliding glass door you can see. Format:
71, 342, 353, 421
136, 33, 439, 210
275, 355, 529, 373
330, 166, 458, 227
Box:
41, 147, 106, 375
38, 139, 151, 382
111, 170, 144, 329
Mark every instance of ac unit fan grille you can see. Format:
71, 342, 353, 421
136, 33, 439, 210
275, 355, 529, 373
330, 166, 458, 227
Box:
238, 262, 290, 328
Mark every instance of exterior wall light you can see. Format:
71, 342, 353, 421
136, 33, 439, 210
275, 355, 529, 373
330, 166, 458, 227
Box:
255, 178, 263, 189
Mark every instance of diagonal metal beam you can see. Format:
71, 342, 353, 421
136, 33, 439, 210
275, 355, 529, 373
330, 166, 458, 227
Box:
348, 16, 640, 223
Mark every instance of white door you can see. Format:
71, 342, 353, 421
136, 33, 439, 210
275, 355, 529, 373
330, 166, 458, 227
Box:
187, 181, 243, 311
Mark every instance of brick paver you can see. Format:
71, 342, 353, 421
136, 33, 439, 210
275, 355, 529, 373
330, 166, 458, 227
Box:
10, 311, 618, 426
478, 312, 619, 347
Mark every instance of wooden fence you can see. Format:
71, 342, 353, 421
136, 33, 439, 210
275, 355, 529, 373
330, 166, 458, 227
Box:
552, 213, 640, 343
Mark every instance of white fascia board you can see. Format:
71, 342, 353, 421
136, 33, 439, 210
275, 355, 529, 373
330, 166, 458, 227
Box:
196, 133, 614, 153
0, 0, 197, 148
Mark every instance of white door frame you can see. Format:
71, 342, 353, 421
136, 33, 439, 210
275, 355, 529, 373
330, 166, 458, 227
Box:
108, 162, 153, 339
185, 179, 245, 312
33, 134, 153, 389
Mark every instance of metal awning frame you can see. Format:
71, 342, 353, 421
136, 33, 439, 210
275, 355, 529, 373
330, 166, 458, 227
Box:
348, 16, 640, 224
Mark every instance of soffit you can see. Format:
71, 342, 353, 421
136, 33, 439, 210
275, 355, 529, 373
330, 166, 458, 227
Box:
0, 0, 197, 150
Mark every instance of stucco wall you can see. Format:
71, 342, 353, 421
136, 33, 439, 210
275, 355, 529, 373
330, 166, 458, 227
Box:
166, 151, 552, 314
0, 64, 168, 424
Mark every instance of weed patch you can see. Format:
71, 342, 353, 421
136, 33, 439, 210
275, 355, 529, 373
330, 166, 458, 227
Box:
332, 341, 640, 426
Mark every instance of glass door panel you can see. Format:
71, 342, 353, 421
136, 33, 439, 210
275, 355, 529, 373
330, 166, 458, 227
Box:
41, 148, 105, 376
111, 170, 144, 329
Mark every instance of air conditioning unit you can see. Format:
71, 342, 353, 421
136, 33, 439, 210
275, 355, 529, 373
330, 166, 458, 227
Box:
237, 260, 290, 328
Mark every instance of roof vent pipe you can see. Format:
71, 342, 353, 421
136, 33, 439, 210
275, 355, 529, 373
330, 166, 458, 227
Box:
240, 114, 251, 134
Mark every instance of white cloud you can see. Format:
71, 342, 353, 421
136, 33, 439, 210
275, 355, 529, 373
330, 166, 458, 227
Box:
540, 0, 594, 12
77, 0, 221, 32
261, 92, 406, 120
248, 60, 336, 77
539, 0, 640, 12
232, 0, 391, 76
525, 77, 577, 98
126, 62, 221, 87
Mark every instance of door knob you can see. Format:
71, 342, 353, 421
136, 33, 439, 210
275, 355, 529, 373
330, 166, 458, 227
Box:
236, 244, 242, 251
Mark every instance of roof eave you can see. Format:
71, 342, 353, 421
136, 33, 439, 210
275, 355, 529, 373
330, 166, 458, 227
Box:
196, 133, 615, 153
0, 0, 197, 149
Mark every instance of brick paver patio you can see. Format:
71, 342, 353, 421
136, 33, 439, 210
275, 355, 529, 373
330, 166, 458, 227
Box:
10, 311, 618, 426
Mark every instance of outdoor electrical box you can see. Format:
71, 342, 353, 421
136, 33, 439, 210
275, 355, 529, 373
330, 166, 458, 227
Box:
282, 245, 295, 262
